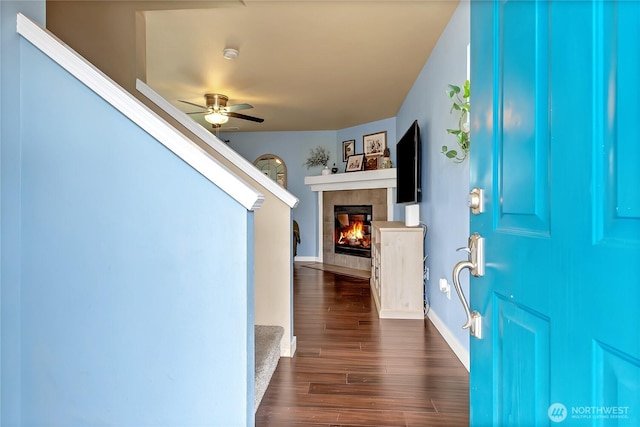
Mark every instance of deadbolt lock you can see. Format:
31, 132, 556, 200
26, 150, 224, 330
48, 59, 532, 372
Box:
467, 187, 484, 215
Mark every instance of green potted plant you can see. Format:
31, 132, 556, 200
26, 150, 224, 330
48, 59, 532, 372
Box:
305, 146, 331, 174
442, 80, 470, 163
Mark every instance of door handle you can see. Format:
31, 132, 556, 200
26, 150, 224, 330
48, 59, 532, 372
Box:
451, 233, 484, 339
452, 260, 475, 329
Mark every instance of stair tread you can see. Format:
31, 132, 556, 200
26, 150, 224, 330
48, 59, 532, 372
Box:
254, 325, 284, 411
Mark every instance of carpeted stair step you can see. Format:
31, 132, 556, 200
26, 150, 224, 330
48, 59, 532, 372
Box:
254, 325, 284, 411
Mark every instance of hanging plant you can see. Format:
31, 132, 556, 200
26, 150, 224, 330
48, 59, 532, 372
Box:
442, 80, 470, 163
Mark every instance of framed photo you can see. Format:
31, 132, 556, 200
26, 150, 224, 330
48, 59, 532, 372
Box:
364, 155, 380, 171
345, 154, 365, 172
363, 131, 387, 156
342, 139, 356, 162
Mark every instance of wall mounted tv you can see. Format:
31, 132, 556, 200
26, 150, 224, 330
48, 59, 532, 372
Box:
396, 120, 422, 204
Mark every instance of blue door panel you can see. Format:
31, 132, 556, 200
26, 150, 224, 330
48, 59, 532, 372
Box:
497, 0, 550, 236
471, 1, 640, 426
593, 1, 640, 246
494, 295, 550, 425
593, 342, 640, 426
615, 8, 640, 218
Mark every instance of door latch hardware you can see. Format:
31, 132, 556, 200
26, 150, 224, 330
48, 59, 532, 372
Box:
452, 233, 485, 339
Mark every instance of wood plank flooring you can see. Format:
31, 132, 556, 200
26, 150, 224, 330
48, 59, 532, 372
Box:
255, 263, 469, 427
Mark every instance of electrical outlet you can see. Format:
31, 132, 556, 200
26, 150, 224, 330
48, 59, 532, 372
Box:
439, 278, 451, 300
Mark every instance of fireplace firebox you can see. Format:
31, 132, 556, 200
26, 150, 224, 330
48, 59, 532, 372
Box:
334, 205, 372, 258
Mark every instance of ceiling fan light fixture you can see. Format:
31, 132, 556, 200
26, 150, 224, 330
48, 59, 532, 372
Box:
204, 112, 229, 125
222, 48, 239, 60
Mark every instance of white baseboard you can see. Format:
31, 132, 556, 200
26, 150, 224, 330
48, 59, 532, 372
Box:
294, 256, 319, 262
282, 335, 296, 357
427, 310, 470, 372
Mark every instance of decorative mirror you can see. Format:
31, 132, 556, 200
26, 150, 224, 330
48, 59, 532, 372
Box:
254, 154, 287, 188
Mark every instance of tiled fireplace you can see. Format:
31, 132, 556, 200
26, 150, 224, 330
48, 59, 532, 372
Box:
304, 169, 396, 271
324, 190, 385, 269
334, 204, 372, 258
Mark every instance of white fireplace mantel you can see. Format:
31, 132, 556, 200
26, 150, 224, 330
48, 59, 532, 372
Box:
304, 168, 397, 192
304, 169, 397, 262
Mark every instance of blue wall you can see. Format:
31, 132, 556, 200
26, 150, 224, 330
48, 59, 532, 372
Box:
396, 1, 471, 355
1, 2, 47, 424
3, 4, 256, 424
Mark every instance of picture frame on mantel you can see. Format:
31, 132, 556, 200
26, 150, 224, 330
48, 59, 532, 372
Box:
364, 155, 380, 171
363, 131, 387, 156
342, 139, 356, 162
345, 154, 365, 172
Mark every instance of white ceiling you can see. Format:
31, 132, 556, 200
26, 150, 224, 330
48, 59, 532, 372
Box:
143, 1, 459, 132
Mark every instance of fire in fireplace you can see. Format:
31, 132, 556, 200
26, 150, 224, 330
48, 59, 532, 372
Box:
334, 205, 372, 258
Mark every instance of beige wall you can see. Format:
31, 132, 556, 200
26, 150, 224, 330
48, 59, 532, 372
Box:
46, 1, 243, 94
251, 196, 294, 355
46, 0, 295, 356
48, 2, 140, 94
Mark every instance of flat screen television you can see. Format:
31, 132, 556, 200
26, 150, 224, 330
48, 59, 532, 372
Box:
396, 120, 422, 204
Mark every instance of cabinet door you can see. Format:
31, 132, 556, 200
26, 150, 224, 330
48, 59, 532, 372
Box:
378, 229, 423, 318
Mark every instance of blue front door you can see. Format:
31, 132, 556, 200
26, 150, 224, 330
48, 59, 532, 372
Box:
469, 1, 640, 425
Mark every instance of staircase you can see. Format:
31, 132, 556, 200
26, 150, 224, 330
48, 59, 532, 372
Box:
254, 325, 284, 410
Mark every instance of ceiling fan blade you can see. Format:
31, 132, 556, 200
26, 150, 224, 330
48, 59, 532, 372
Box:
186, 111, 205, 115
178, 100, 208, 109
226, 111, 264, 123
225, 103, 253, 112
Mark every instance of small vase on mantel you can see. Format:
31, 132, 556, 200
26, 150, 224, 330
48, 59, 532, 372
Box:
321, 165, 331, 175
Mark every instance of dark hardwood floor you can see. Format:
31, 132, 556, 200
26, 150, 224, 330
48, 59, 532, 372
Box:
255, 263, 469, 427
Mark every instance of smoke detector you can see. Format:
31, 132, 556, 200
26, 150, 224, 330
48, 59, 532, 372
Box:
223, 48, 239, 60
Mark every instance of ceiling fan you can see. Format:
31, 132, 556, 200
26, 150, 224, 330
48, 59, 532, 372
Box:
179, 93, 264, 127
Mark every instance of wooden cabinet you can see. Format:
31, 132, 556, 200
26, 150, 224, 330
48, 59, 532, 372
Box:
370, 221, 424, 319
